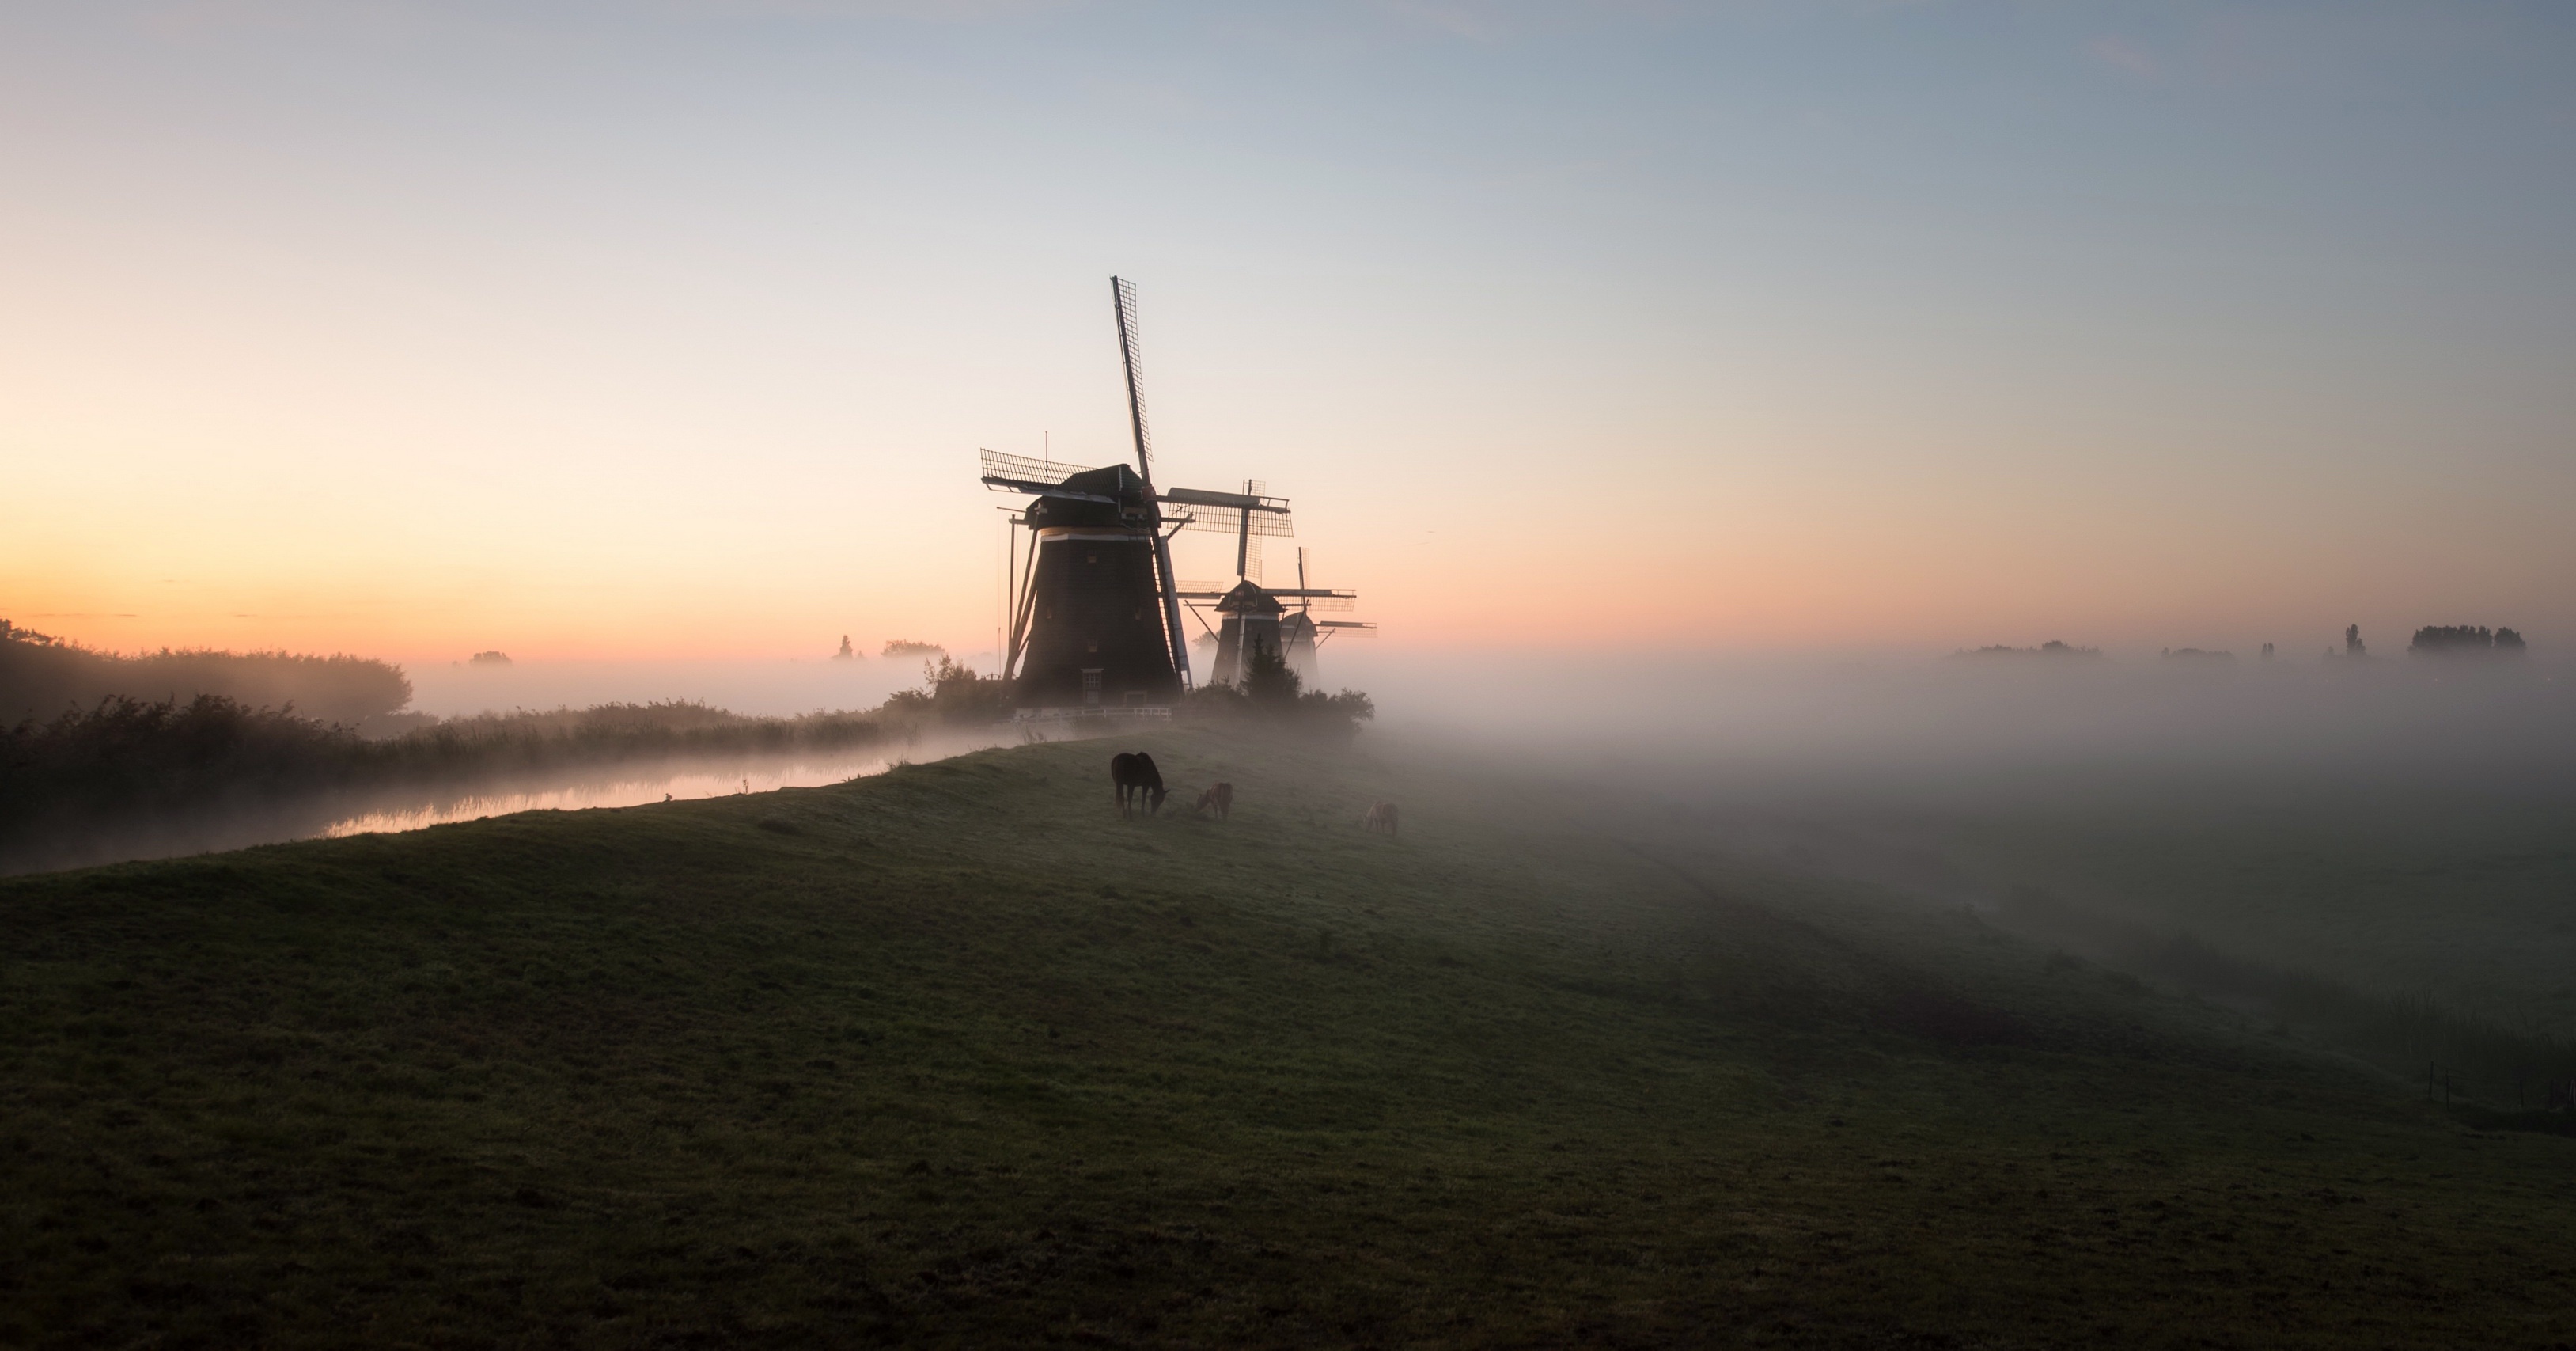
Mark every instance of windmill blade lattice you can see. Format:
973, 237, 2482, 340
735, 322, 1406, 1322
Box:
979, 448, 1102, 493
1168, 507, 1295, 538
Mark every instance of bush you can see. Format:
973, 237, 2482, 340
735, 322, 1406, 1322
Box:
884, 657, 1015, 725
0, 695, 360, 829
1182, 643, 1373, 739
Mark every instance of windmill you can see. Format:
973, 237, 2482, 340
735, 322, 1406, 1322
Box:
1188, 546, 1371, 686
1275, 547, 1374, 685
979, 277, 1295, 715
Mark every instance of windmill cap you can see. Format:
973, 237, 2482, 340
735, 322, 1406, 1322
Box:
1215, 580, 1286, 613
1056, 463, 1146, 500
1026, 463, 1150, 529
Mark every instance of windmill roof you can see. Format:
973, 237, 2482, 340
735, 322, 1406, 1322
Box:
1055, 463, 1146, 502
1025, 462, 1149, 530
1214, 580, 1286, 613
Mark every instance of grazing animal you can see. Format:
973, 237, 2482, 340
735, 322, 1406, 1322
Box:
1362, 800, 1399, 836
1109, 752, 1168, 818
1195, 782, 1234, 820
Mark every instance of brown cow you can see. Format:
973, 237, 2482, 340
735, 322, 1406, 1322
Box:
1195, 782, 1234, 820
1362, 801, 1399, 836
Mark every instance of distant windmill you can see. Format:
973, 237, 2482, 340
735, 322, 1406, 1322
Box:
1188, 546, 1371, 686
1275, 547, 1373, 685
979, 277, 1295, 714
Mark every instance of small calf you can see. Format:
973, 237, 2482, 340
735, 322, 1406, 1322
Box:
1362, 801, 1400, 836
1195, 782, 1234, 821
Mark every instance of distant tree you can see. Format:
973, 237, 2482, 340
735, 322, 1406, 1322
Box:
2, 622, 411, 725
883, 655, 1013, 725
1241, 640, 1302, 708
2344, 625, 2366, 658
1952, 641, 2101, 659
2410, 625, 2528, 657
832, 635, 856, 660
469, 651, 512, 666
2261, 643, 2275, 659
881, 639, 945, 659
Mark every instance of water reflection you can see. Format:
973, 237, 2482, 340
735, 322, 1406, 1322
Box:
320, 750, 922, 838
5, 727, 1036, 876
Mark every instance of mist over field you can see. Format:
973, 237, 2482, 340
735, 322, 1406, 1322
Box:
1336, 645, 2574, 784
1314, 644, 2576, 1053
402, 653, 968, 720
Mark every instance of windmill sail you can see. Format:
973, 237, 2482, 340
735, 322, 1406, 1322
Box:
1112, 276, 1195, 689
980, 449, 1104, 497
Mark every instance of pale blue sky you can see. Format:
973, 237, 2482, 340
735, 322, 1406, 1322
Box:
5, 1, 2570, 658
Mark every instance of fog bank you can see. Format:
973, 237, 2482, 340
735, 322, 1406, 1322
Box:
1327, 647, 2576, 797
401, 655, 995, 719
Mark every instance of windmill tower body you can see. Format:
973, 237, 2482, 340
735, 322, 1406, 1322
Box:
1210, 581, 1287, 685
1276, 611, 1321, 685
1013, 464, 1180, 709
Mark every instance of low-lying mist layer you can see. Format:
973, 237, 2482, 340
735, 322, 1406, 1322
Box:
0, 697, 920, 875
1355, 651, 2576, 1119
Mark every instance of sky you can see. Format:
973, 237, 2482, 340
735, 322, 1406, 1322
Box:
5, 0, 2572, 666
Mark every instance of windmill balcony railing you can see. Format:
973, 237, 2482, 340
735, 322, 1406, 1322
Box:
1010, 704, 1174, 724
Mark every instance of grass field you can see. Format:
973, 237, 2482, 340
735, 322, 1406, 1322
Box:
6, 728, 2576, 1347
1938, 785, 2576, 1034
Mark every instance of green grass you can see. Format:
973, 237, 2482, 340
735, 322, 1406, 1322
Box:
1937, 787, 2576, 1031
6, 730, 2576, 1347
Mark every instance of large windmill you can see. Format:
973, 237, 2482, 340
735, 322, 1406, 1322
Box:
979, 278, 1295, 715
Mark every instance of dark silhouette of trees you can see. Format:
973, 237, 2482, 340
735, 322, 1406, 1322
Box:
1952, 641, 2101, 659
886, 656, 1013, 723
2, 620, 412, 725
1242, 640, 1302, 708
2410, 625, 2529, 657
1182, 640, 1373, 737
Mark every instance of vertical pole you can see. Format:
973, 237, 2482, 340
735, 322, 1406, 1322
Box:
1003, 517, 1019, 681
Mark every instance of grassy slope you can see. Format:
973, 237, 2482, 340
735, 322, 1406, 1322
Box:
1936, 791, 2576, 1032
5, 729, 2575, 1349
